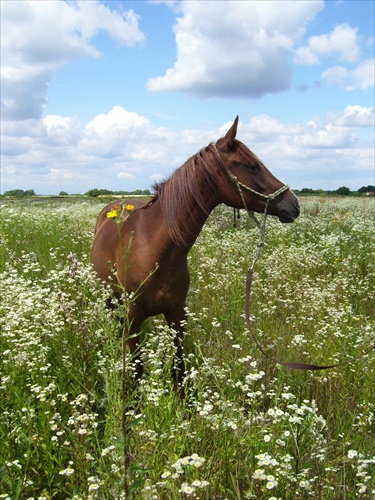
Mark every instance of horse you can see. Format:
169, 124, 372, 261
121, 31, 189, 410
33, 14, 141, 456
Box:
90, 116, 300, 395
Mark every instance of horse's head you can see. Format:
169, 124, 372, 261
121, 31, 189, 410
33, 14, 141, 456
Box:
214, 116, 300, 223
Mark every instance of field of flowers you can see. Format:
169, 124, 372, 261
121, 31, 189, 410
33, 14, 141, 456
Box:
0, 196, 374, 499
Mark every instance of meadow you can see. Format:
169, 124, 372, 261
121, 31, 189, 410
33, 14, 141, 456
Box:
0, 195, 374, 499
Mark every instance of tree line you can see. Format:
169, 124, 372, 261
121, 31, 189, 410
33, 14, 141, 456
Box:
1, 186, 374, 198
83, 188, 152, 198
0, 188, 152, 198
294, 185, 375, 196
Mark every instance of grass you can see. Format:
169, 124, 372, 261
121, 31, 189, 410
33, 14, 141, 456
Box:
0, 196, 374, 499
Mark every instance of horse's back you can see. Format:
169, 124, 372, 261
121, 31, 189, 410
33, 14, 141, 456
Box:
94, 198, 150, 234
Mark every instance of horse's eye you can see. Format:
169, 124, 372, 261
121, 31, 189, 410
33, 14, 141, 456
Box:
249, 164, 260, 172
243, 162, 260, 173
234, 157, 259, 172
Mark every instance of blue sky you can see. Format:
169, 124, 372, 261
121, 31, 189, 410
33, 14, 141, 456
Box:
1, 0, 374, 194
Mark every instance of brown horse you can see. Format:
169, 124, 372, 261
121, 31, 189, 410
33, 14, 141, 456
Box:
90, 116, 300, 394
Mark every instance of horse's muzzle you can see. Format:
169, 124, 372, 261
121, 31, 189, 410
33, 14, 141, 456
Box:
277, 197, 300, 223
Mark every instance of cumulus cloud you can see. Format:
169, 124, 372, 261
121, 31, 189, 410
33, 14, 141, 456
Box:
82, 107, 156, 161
0, 0, 145, 120
146, 0, 324, 98
1, 106, 373, 193
294, 23, 360, 65
86, 106, 151, 134
238, 107, 374, 185
327, 105, 374, 128
322, 59, 375, 90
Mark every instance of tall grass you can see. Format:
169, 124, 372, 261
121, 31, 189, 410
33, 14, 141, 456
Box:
0, 196, 374, 499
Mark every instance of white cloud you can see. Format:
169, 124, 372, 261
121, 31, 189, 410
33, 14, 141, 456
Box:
328, 105, 374, 128
1, 106, 373, 193
82, 107, 156, 160
231, 107, 374, 190
72, 1, 145, 46
0, 0, 145, 120
294, 23, 360, 65
43, 115, 82, 146
86, 106, 151, 134
49, 168, 74, 180
322, 59, 375, 90
147, 0, 323, 97
117, 172, 137, 180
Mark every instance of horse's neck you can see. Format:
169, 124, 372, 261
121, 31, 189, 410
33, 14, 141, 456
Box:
147, 199, 214, 258
180, 196, 218, 250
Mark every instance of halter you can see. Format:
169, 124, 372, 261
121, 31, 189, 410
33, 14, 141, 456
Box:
212, 143, 289, 268
212, 143, 289, 216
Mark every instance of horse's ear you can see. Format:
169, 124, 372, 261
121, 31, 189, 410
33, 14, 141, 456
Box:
220, 116, 239, 152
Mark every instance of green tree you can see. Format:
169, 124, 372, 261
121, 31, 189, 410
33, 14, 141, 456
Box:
4, 189, 25, 197
4, 189, 36, 196
336, 186, 351, 196
85, 188, 112, 197
358, 185, 375, 193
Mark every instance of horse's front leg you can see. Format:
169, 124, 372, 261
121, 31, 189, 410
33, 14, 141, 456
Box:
121, 317, 144, 415
165, 308, 186, 398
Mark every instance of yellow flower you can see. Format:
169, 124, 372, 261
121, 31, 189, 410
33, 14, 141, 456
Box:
106, 207, 119, 219
125, 203, 134, 212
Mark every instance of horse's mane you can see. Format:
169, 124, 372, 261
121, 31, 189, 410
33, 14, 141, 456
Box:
150, 141, 259, 245
150, 144, 218, 245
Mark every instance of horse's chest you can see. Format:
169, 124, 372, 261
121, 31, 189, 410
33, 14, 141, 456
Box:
140, 265, 189, 315
155, 274, 185, 303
